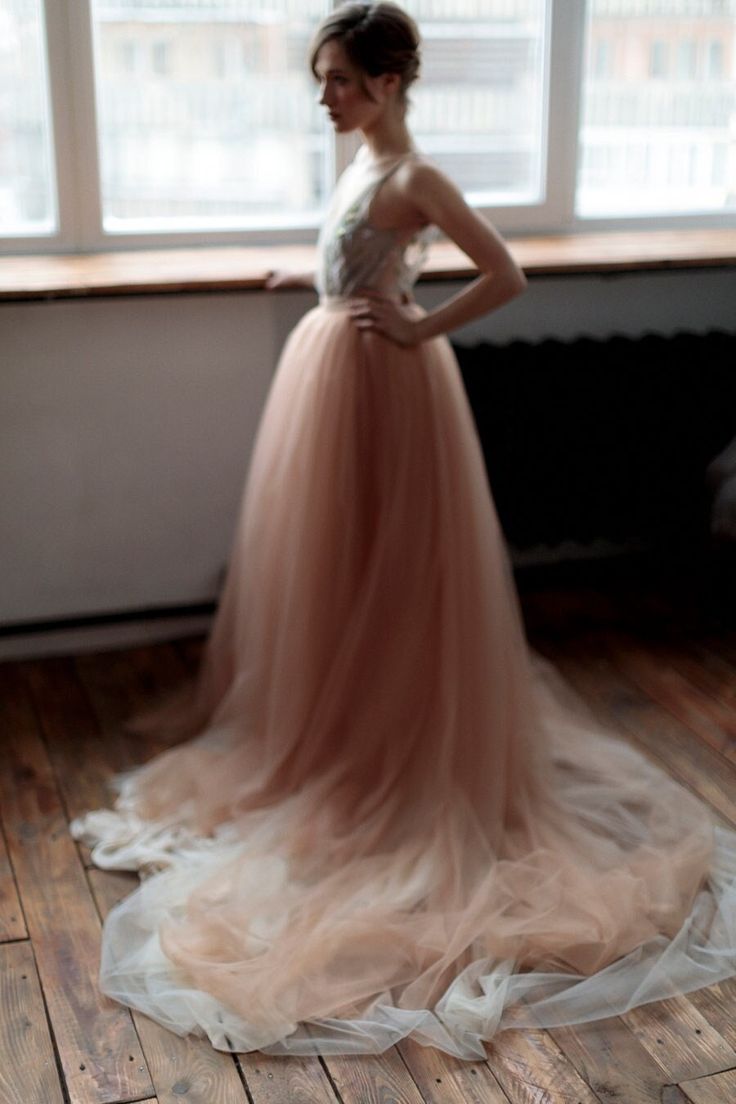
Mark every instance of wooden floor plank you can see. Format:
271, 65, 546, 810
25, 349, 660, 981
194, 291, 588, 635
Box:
485, 1027, 601, 1104
679, 1067, 736, 1104
235, 1050, 340, 1104
0, 941, 66, 1104
0, 818, 26, 942
88, 868, 251, 1104
686, 976, 736, 1050
603, 630, 736, 766
620, 994, 736, 1082
74, 642, 193, 760
544, 637, 736, 829
396, 1036, 510, 1103
23, 648, 190, 870
23, 654, 143, 874
0, 662, 154, 1104
654, 635, 736, 711
320, 1049, 425, 1103
548, 1014, 685, 1104
23, 656, 126, 820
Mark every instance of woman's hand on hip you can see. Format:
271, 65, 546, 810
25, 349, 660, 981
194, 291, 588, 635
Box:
349, 291, 421, 347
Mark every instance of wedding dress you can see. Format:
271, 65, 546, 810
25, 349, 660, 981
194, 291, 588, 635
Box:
70, 144, 736, 1059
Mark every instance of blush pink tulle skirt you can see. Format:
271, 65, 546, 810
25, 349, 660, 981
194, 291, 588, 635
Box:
71, 299, 736, 1058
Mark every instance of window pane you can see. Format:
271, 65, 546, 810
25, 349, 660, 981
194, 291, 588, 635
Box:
90, 0, 329, 231
0, 0, 56, 235
404, 0, 549, 206
578, 0, 736, 217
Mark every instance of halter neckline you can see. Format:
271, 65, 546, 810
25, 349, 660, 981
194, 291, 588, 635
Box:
359, 146, 420, 171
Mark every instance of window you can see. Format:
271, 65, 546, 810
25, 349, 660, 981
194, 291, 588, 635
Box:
151, 40, 171, 76
2, 0, 736, 254
90, 0, 327, 233
676, 40, 697, 80
649, 40, 669, 78
402, 0, 548, 209
593, 39, 613, 79
577, 2, 736, 218
706, 39, 724, 78
119, 40, 143, 73
0, 0, 56, 237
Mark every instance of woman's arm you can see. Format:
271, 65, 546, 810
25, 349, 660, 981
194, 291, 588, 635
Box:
411, 161, 527, 341
351, 161, 527, 345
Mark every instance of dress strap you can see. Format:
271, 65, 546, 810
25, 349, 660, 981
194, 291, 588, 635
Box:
359, 152, 418, 219
375, 151, 415, 182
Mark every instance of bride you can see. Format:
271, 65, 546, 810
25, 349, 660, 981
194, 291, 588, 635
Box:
71, 0, 736, 1059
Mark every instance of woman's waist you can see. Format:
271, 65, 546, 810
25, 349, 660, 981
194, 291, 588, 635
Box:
318, 291, 422, 313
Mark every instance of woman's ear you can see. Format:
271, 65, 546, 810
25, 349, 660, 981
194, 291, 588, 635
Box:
371, 71, 401, 102
383, 71, 402, 99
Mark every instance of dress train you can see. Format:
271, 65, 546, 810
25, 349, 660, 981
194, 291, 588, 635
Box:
71, 296, 736, 1058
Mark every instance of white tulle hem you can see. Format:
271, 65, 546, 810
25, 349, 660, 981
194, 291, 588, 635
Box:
71, 790, 736, 1060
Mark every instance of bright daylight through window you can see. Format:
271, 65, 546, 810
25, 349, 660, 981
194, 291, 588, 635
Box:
91, 0, 328, 230
88, 0, 548, 231
0, 0, 56, 235
0, 0, 734, 245
578, 0, 736, 215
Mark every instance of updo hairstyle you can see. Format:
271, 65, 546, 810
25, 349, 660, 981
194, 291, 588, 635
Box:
309, 1, 421, 108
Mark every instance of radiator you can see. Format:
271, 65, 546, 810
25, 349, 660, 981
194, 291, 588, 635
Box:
452, 329, 736, 557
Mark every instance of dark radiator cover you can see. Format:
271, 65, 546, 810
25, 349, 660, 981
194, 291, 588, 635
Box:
452, 329, 736, 554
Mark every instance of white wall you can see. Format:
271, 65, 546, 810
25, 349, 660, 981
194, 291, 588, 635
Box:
2, 267, 734, 658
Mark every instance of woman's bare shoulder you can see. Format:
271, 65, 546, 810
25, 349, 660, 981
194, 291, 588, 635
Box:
402, 155, 457, 192
396, 154, 521, 279
398, 156, 465, 219
395, 155, 470, 230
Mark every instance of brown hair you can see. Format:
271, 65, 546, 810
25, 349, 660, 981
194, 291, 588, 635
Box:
309, 1, 421, 107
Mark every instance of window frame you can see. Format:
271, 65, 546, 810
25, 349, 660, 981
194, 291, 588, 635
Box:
2, 0, 735, 257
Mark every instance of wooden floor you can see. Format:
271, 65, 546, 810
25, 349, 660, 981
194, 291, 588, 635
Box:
2, 571, 736, 1104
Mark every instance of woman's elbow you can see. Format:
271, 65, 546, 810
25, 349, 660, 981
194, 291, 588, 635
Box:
497, 265, 527, 303
510, 265, 528, 297
481, 260, 528, 305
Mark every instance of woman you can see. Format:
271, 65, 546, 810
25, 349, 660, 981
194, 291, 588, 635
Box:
71, 1, 736, 1060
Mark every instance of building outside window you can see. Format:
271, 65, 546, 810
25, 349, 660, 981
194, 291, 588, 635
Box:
1, 0, 735, 248
578, 1, 736, 216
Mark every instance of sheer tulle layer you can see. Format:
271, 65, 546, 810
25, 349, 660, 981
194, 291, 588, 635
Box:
71, 302, 736, 1058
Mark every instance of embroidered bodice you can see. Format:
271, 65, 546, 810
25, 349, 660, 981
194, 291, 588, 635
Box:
316, 145, 437, 302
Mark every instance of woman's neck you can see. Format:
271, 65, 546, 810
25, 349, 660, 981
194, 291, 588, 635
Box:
359, 116, 416, 163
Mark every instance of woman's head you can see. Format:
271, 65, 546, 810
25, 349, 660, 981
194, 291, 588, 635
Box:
310, 2, 421, 131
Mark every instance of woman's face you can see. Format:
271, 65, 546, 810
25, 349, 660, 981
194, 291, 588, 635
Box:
314, 39, 392, 134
